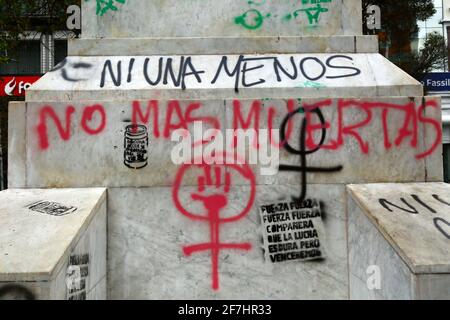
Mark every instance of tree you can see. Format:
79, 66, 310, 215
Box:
400, 32, 447, 80
363, 0, 435, 55
0, 0, 80, 64
362, 0, 446, 80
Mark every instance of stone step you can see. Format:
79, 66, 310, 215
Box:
0, 188, 107, 300
69, 35, 378, 56
27, 53, 422, 102
347, 183, 450, 300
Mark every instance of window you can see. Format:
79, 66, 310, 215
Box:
54, 40, 68, 67
0, 41, 41, 75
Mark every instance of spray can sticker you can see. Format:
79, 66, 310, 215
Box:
27, 201, 78, 216
124, 125, 149, 169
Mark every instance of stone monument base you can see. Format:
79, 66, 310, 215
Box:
0, 188, 107, 300
348, 183, 450, 300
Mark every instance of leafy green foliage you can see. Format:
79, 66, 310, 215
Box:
362, 0, 446, 80
363, 0, 436, 37
398, 32, 448, 80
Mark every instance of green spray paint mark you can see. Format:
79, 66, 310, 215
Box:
297, 0, 332, 25
297, 106, 305, 114
296, 98, 305, 113
247, 0, 266, 5
86, 0, 126, 17
294, 4, 328, 25
283, 0, 333, 26
283, 13, 293, 22
234, 9, 269, 30
299, 81, 327, 88
236, 0, 333, 30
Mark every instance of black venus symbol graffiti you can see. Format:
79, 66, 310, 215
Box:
279, 105, 343, 203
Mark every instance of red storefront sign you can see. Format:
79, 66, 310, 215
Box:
0, 76, 41, 97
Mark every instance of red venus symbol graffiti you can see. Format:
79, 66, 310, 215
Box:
172, 152, 256, 291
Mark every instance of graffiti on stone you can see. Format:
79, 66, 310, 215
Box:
86, 0, 126, 17
259, 199, 325, 263
27, 201, 78, 217
66, 254, 90, 300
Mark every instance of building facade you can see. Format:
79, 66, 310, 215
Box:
0, 31, 70, 84
0, 6, 74, 190
417, 0, 450, 181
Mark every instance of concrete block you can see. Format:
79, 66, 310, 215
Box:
367, 54, 424, 97
68, 35, 379, 57
422, 98, 444, 181
349, 273, 385, 300
81, 0, 363, 39
224, 97, 443, 186
414, 274, 450, 300
25, 99, 226, 188
355, 35, 378, 53
347, 183, 450, 300
27, 53, 422, 102
0, 188, 107, 300
23, 96, 442, 188
8, 102, 27, 188
347, 194, 414, 300
342, 0, 363, 36
107, 184, 347, 299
